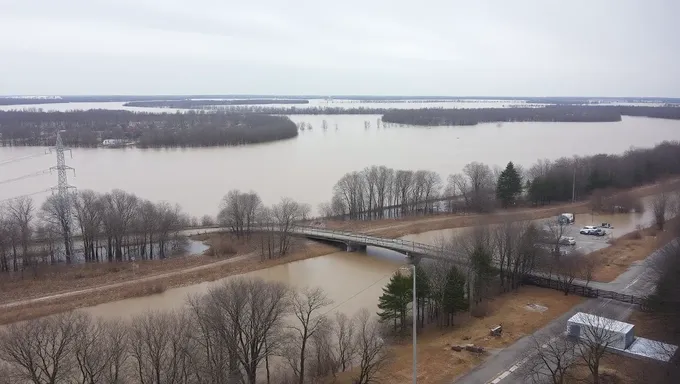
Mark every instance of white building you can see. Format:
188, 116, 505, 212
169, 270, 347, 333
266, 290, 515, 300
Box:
566, 312, 635, 350
101, 139, 128, 147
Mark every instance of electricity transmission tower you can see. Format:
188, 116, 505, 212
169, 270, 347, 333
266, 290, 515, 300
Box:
49, 131, 76, 262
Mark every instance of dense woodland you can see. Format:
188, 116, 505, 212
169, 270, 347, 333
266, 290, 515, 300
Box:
0, 190, 189, 275
0, 279, 390, 384
321, 141, 680, 219
0, 110, 298, 147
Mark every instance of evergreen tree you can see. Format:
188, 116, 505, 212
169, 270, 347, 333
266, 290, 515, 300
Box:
442, 266, 467, 325
496, 161, 522, 208
377, 271, 412, 332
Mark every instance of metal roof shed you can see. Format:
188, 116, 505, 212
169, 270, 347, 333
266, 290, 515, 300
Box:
566, 312, 635, 350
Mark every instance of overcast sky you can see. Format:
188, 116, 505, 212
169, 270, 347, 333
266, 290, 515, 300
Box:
1, 0, 678, 96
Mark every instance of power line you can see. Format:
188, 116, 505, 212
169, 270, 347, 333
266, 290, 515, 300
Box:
0, 152, 48, 167
321, 263, 409, 316
0, 168, 52, 185
0, 188, 53, 203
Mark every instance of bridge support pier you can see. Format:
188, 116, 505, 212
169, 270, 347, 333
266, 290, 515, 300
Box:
346, 243, 367, 252
405, 253, 422, 265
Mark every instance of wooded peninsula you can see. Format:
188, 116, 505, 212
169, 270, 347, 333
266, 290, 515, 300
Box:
0, 110, 298, 147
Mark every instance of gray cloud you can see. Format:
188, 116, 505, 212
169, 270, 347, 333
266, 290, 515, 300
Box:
1, 0, 678, 96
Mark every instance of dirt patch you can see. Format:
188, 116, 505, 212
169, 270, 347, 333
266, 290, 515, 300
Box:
525, 303, 549, 313
329, 286, 584, 384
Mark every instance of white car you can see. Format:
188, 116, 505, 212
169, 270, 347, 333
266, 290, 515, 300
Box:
580, 226, 598, 235
559, 236, 576, 246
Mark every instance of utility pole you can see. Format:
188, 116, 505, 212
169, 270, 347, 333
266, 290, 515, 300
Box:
412, 263, 417, 384
50, 131, 75, 262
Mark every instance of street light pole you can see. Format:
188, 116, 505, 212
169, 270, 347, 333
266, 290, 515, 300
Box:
412, 264, 417, 384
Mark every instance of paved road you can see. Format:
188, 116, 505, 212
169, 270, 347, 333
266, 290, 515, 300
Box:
453, 239, 677, 384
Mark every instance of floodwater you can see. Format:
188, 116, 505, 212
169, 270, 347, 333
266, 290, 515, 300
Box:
0, 98, 531, 113
83, 247, 407, 320
2, 113, 679, 217
82, 202, 654, 321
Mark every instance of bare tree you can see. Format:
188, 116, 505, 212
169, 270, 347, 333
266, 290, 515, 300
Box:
72, 190, 103, 262
555, 252, 586, 295
200, 215, 215, 227
185, 294, 237, 384
653, 191, 671, 231
286, 287, 332, 384
272, 198, 306, 257
493, 220, 522, 290
353, 309, 390, 384
128, 310, 192, 384
40, 194, 74, 263
205, 278, 290, 384
101, 190, 138, 261
0, 311, 83, 384
457, 226, 495, 305
544, 220, 567, 259
375, 166, 394, 219
334, 172, 366, 220
308, 319, 336, 380
5, 197, 34, 272
334, 312, 357, 373
463, 162, 495, 212
74, 317, 129, 384
572, 314, 624, 384
522, 335, 578, 384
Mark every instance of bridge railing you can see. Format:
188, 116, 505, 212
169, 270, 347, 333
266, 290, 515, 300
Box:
291, 225, 445, 256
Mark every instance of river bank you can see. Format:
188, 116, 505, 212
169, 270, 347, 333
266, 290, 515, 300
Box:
0, 179, 674, 324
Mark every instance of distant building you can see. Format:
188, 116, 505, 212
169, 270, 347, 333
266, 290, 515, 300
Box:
101, 139, 128, 147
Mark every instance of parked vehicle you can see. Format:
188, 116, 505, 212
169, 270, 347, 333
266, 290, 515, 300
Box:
580, 226, 598, 235
559, 236, 576, 245
600, 222, 613, 229
592, 228, 606, 236
558, 213, 575, 225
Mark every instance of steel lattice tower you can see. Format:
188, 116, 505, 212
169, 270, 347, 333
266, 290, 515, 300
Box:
51, 131, 75, 261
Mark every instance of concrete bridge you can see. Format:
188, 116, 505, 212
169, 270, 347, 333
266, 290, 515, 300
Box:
284, 226, 450, 261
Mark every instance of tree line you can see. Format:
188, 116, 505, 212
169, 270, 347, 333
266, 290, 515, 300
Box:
0, 189, 189, 276
123, 99, 310, 108
0, 278, 390, 384
320, 141, 680, 220
0, 110, 298, 148
381, 106, 680, 126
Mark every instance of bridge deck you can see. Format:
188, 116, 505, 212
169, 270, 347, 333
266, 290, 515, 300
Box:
290, 226, 446, 258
